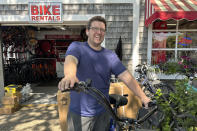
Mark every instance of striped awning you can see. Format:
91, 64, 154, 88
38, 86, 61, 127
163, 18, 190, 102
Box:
145, 0, 197, 27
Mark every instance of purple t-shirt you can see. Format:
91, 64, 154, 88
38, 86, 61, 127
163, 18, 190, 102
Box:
66, 41, 126, 116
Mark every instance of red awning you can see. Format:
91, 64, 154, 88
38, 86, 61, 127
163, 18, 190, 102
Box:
145, 0, 197, 27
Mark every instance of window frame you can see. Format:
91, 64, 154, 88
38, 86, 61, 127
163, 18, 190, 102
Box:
148, 20, 197, 65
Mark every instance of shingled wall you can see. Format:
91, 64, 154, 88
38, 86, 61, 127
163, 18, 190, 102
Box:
62, 4, 134, 70
0, 3, 149, 71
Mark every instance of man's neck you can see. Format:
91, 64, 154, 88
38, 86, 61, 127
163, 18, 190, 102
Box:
87, 42, 102, 51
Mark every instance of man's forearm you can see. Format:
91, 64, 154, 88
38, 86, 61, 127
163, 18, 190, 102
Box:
58, 55, 79, 90
64, 55, 78, 77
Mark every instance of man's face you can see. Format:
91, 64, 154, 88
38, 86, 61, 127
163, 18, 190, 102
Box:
86, 21, 106, 47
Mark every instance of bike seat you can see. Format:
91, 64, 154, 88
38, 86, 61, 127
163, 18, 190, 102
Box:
109, 94, 128, 107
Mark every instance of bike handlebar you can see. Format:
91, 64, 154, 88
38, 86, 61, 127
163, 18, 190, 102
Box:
60, 79, 158, 130
61, 79, 123, 127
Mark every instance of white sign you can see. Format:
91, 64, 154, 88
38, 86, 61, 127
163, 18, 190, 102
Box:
29, 2, 62, 23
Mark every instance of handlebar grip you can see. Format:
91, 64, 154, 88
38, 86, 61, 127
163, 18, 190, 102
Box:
61, 82, 79, 92
148, 100, 157, 107
142, 100, 157, 107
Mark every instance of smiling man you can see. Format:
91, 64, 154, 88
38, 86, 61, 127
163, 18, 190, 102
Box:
58, 16, 150, 131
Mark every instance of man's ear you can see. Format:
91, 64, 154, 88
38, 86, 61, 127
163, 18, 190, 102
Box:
86, 29, 89, 36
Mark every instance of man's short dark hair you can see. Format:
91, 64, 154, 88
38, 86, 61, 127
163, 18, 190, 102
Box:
87, 16, 107, 30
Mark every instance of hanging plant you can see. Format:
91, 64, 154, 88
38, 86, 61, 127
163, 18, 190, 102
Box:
158, 55, 197, 75
158, 61, 182, 75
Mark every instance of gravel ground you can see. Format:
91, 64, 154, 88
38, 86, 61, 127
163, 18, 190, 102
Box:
0, 105, 61, 131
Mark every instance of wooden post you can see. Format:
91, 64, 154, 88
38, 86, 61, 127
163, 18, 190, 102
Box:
57, 90, 70, 131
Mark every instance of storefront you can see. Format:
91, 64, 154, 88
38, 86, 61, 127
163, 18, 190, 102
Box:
0, 0, 147, 99
145, 0, 197, 79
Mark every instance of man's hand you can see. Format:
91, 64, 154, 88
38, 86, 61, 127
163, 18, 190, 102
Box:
141, 96, 151, 109
58, 76, 79, 91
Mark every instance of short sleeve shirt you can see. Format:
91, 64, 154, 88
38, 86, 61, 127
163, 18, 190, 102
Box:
66, 41, 126, 116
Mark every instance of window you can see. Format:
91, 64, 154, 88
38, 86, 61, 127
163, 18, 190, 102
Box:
150, 19, 197, 65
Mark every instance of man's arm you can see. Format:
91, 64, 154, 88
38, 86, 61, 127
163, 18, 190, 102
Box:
118, 70, 150, 107
64, 55, 78, 78
58, 55, 79, 91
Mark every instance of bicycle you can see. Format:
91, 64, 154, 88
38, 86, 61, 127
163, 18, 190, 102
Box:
134, 63, 177, 129
61, 79, 158, 131
135, 63, 175, 97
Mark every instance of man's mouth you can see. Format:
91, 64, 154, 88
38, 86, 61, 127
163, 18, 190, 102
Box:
95, 35, 100, 39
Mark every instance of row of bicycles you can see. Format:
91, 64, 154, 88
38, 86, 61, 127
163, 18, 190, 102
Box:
4, 58, 56, 85
134, 63, 197, 131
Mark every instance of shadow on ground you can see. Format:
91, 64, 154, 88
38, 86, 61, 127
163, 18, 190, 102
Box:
0, 105, 61, 131
0, 80, 61, 131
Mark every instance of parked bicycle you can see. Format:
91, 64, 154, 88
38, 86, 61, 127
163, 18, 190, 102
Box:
61, 79, 158, 131
135, 63, 174, 98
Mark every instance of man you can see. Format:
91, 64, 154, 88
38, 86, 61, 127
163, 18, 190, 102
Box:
58, 16, 150, 131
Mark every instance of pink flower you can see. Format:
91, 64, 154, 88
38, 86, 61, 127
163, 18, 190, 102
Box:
186, 57, 190, 61
183, 65, 188, 69
181, 56, 187, 59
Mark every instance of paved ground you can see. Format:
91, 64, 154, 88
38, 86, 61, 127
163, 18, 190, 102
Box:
0, 105, 61, 131
0, 80, 62, 131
